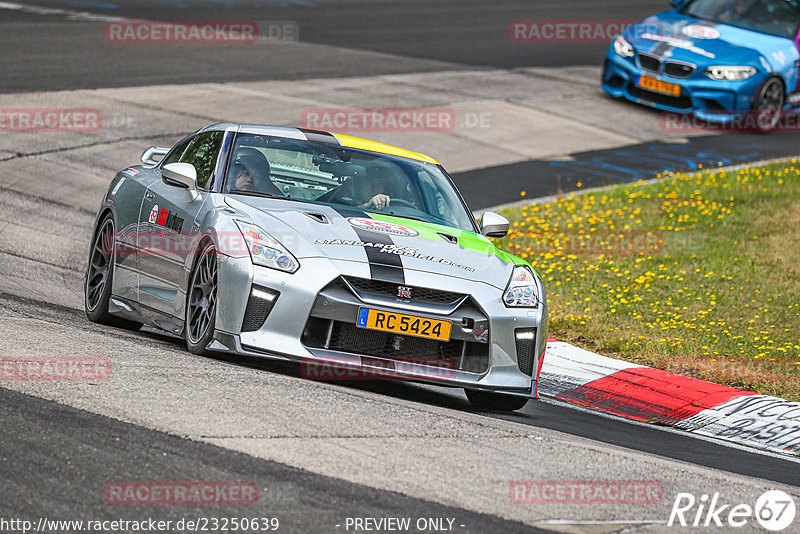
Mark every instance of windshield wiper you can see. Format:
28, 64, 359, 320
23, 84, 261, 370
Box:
384, 212, 427, 223
385, 211, 452, 226
229, 189, 305, 203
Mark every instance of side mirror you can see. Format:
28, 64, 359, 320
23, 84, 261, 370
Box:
162, 162, 199, 202
480, 211, 510, 238
141, 146, 169, 165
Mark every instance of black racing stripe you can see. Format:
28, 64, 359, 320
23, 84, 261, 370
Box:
299, 128, 341, 146
331, 207, 405, 284
652, 41, 672, 57
355, 229, 405, 284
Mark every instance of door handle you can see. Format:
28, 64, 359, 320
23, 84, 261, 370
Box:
145, 191, 154, 201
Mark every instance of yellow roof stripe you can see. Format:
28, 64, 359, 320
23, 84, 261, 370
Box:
331, 133, 439, 164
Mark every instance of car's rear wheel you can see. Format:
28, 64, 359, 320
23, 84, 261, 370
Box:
752, 77, 785, 132
465, 389, 529, 412
185, 240, 218, 355
84, 214, 142, 330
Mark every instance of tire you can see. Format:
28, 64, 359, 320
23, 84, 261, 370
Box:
84, 214, 142, 331
465, 389, 530, 412
185, 240, 218, 356
751, 77, 785, 133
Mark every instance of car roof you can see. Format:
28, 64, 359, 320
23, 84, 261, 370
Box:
197, 122, 439, 165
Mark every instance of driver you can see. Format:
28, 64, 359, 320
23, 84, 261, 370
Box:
718, 0, 752, 20
352, 167, 391, 210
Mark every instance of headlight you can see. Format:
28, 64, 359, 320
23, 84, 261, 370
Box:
704, 66, 757, 81
503, 265, 541, 308
613, 35, 635, 58
235, 220, 299, 273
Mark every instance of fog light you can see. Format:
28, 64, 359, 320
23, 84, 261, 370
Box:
241, 286, 279, 332
515, 328, 537, 376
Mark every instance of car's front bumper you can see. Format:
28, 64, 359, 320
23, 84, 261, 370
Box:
212, 254, 548, 397
601, 48, 764, 123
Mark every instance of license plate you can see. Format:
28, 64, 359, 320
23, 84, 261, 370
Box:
637, 75, 681, 97
356, 308, 452, 342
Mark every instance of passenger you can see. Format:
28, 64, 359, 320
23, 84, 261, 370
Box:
230, 155, 275, 194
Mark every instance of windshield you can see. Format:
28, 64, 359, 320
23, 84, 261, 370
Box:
681, 0, 800, 39
223, 133, 475, 232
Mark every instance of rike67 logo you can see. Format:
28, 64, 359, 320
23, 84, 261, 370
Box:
668, 490, 796, 531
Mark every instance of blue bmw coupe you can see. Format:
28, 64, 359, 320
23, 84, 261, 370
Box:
602, 0, 800, 131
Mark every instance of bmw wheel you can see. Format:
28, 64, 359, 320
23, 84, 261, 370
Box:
84, 214, 142, 330
185, 240, 218, 355
752, 77, 785, 133
465, 389, 529, 412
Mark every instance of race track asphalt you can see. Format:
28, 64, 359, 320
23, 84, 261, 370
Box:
2, 1, 799, 530
0, 0, 666, 92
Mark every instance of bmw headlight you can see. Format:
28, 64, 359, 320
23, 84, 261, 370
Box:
704, 66, 756, 81
235, 220, 299, 273
503, 265, 541, 308
613, 35, 635, 58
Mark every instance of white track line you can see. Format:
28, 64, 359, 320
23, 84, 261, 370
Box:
475, 154, 800, 216
0, 2, 126, 21
538, 396, 800, 464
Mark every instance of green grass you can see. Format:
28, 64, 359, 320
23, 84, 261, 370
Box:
496, 160, 800, 401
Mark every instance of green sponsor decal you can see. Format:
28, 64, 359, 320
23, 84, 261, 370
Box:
368, 213, 536, 274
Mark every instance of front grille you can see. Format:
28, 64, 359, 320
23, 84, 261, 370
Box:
628, 84, 693, 109
330, 321, 461, 361
344, 276, 465, 306
241, 288, 278, 332
302, 278, 491, 375
664, 62, 695, 78
638, 53, 661, 72
515, 328, 536, 376
303, 320, 490, 374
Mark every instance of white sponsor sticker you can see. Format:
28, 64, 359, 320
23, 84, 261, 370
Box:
148, 204, 159, 224
110, 177, 125, 196
348, 217, 419, 237
681, 24, 720, 39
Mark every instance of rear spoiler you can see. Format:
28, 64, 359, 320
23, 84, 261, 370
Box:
141, 146, 169, 166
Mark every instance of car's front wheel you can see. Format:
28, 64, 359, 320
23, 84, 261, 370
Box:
752, 77, 785, 132
465, 389, 529, 412
185, 240, 218, 355
85, 213, 142, 331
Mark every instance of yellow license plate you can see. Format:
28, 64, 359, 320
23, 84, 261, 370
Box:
638, 75, 681, 97
356, 308, 451, 342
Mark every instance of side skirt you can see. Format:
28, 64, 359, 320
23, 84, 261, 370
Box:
108, 295, 184, 335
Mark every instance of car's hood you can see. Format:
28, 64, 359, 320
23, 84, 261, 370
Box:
624, 11, 795, 70
223, 196, 521, 289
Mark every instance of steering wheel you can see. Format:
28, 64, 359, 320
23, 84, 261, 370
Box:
320, 182, 353, 205
385, 198, 416, 210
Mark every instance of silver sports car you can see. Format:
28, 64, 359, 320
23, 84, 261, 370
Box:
85, 123, 548, 411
